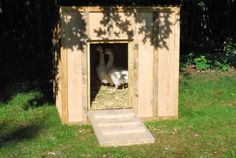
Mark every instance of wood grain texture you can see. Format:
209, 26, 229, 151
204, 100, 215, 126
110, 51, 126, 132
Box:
82, 11, 89, 122
136, 12, 154, 118
61, 10, 88, 123
132, 40, 139, 115
60, 48, 68, 124
152, 11, 159, 117
128, 41, 133, 109
60, 9, 69, 124
88, 109, 154, 147
53, 18, 63, 120
57, 6, 180, 123
157, 10, 179, 117
173, 8, 180, 117
61, 6, 180, 13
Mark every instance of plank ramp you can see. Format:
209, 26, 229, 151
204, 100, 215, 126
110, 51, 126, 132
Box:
88, 109, 155, 147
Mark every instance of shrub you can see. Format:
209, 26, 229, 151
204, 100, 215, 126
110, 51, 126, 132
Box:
223, 38, 236, 55
193, 55, 210, 71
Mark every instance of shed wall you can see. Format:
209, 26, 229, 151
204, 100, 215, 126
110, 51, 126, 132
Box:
136, 12, 154, 117
156, 9, 180, 118
57, 6, 180, 123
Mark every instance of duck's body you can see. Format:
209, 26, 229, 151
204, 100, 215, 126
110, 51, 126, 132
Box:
96, 46, 110, 84
105, 48, 128, 89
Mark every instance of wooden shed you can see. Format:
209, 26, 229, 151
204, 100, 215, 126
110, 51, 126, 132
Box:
53, 1, 180, 124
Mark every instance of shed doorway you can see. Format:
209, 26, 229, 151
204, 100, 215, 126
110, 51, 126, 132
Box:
88, 42, 131, 110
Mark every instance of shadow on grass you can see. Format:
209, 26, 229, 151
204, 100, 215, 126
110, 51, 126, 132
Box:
0, 90, 54, 110
0, 92, 50, 148
23, 92, 54, 110
0, 123, 41, 148
0, 81, 54, 105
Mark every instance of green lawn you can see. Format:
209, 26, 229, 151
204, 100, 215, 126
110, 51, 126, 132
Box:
1, 71, 236, 158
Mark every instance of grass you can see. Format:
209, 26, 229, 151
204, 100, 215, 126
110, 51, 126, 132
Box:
1, 71, 236, 158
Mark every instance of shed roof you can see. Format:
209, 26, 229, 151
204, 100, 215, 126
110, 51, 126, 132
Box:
55, 0, 181, 6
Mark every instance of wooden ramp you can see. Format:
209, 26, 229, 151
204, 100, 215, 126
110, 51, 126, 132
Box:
88, 109, 155, 147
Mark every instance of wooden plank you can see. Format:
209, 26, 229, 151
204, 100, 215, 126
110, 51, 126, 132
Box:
82, 11, 89, 122
88, 12, 134, 40
132, 40, 139, 115
152, 11, 159, 117
157, 10, 178, 117
81, 47, 88, 122
136, 12, 154, 118
60, 8, 69, 124
53, 18, 63, 120
67, 49, 83, 123
173, 7, 180, 117
88, 109, 154, 147
87, 43, 91, 111
89, 12, 108, 39
60, 48, 68, 124
61, 6, 180, 13
128, 42, 133, 109
60, 10, 91, 123
66, 11, 86, 123
60, 9, 90, 123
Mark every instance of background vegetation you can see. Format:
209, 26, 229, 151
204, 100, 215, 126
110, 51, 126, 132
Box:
0, 0, 235, 100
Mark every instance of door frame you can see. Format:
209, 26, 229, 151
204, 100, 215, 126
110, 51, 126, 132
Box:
86, 39, 134, 111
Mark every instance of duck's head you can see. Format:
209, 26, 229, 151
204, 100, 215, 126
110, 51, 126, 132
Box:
105, 48, 112, 55
96, 46, 103, 53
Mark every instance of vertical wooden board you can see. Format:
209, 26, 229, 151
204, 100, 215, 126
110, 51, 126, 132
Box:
138, 42, 154, 117
55, 52, 62, 119
67, 50, 83, 123
60, 48, 68, 123
136, 12, 154, 118
132, 40, 139, 114
60, 8, 69, 123
153, 48, 158, 117
62, 10, 85, 123
157, 11, 178, 117
87, 43, 91, 111
70, 12, 87, 123
81, 44, 88, 122
81, 11, 89, 122
152, 11, 160, 117
54, 21, 63, 119
173, 8, 180, 117
128, 42, 133, 108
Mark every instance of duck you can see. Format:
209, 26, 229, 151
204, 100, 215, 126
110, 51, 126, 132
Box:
104, 48, 128, 89
96, 46, 111, 84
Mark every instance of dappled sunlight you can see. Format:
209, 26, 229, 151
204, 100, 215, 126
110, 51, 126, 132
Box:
63, 14, 72, 23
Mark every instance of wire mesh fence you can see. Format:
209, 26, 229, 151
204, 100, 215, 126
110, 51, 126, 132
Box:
0, 80, 53, 102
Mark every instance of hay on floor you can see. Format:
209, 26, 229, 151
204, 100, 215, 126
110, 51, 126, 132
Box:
91, 85, 131, 110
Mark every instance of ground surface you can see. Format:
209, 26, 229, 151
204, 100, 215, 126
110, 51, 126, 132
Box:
91, 85, 130, 110
0, 71, 236, 158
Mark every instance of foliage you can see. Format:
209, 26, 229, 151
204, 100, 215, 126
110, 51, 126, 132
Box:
181, 0, 236, 54
180, 52, 195, 71
0, 0, 235, 80
193, 55, 210, 70
1, 72, 236, 157
216, 38, 236, 71
214, 60, 230, 71
223, 38, 236, 54
180, 48, 236, 71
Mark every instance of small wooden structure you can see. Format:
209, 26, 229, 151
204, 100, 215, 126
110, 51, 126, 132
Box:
53, 3, 180, 124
